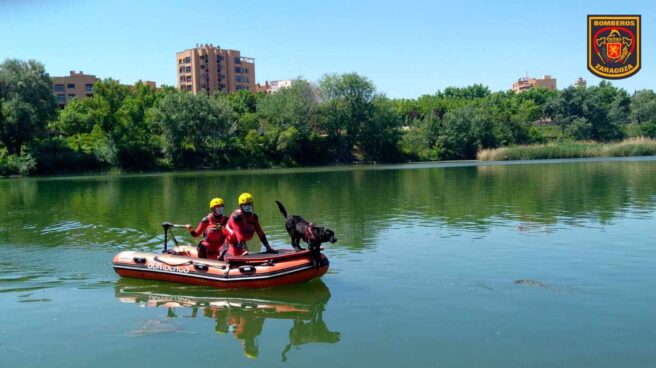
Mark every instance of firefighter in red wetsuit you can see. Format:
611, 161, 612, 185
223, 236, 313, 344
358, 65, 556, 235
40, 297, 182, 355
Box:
223, 192, 276, 257
185, 197, 228, 259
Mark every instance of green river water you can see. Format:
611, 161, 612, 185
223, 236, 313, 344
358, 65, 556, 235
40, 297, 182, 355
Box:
1, 158, 655, 367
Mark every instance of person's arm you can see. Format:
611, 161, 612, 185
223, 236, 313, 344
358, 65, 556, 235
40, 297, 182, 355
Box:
229, 213, 247, 243
186, 218, 208, 238
254, 214, 275, 252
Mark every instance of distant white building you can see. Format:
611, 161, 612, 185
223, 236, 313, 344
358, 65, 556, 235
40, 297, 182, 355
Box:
573, 77, 587, 88
256, 79, 295, 94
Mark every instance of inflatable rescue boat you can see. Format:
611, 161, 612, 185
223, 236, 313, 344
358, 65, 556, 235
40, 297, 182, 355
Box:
113, 222, 329, 289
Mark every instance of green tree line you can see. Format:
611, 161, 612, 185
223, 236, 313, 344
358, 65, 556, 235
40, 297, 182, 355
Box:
1, 58, 656, 176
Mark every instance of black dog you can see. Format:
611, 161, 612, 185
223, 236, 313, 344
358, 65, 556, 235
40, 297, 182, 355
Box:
275, 201, 337, 255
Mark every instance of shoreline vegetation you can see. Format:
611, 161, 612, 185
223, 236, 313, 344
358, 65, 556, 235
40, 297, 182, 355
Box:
478, 138, 656, 161
2, 58, 656, 177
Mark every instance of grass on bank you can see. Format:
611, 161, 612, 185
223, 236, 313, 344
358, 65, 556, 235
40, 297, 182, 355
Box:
477, 137, 656, 161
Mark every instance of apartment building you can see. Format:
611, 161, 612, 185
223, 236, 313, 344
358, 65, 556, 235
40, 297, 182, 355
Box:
512, 75, 557, 93
573, 77, 587, 88
51, 71, 98, 107
176, 44, 256, 94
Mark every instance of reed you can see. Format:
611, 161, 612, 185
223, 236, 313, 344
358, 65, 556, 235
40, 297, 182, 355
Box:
477, 138, 656, 161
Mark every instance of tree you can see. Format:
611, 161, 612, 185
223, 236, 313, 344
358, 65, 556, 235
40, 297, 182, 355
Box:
113, 82, 161, 169
544, 83, 626, 141
89, 78, 130, 134
359, 97, 402, 162
226, 89, 258, 116
257, 79, 319, 136
50, 98, 95, 135
434, 106, 493, 160
630, 90, 656, 125
0, 59, 56, 153
442, 84, 491, 100
318, 73, 376, 162
149, 90, 234, 167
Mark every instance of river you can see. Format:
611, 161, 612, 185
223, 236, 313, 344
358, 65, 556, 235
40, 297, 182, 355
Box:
1, 157, 655, 367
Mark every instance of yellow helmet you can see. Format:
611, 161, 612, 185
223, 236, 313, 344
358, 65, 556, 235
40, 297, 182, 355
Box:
209, 197, 224, 209
238, 192, 254, 206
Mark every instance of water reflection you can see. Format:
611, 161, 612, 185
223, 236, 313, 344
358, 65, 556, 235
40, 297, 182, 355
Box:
2, 159, 656, 251
114, 279, 340, 361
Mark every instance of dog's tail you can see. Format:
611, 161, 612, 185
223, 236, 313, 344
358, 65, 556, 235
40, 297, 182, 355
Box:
275, 200, 288, 218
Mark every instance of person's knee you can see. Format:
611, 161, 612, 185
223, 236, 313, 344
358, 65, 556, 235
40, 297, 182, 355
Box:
197, 243, 208, 258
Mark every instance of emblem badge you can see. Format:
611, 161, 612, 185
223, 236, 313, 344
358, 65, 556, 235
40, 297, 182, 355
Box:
588, 15, 641, 79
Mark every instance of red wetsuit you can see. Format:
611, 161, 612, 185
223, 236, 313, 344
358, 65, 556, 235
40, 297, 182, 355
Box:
224, 209, 268, 256
189, 212, 228, 255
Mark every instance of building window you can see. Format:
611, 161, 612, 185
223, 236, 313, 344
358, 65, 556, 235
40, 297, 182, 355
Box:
178, 59, 182, 64
244, 76, 249, 83
244, 68, 249, 73
236, 76, 242, 82
184, 56, 191, 63
179, 76, 185, 83
179, 67, 183, 73
186, 85, 192, 91
235, 67, 242, 73
200, 64, 205, 70
220, 84, 225, 89
186, 76, 191, 82
68, 94, 76, 101
67, 83, 75, 89
54, 84, 64, 92
56, 94, 65, 102
180, 85, 185, 91
185, 66, 191, 73
220, 74, 225, 80
234, 57, 241, 64
85, 84, 93, 92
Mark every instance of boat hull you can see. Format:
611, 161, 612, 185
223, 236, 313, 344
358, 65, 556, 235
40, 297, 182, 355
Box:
113, 248, 329, 289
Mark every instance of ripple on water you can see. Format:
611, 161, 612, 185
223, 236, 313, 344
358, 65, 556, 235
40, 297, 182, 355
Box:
0, 251, 110, 296
35, 221, 162, 251
41, 220, 96, 234
127, 319, 184, 337
17, 298, 52, 303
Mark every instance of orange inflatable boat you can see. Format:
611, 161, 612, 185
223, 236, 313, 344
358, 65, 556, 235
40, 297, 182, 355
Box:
113, 222, 330, 289
113, 246, 329, 289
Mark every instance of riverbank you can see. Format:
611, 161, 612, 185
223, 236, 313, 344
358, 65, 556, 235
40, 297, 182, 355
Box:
4, 142, 656, 179
477, 137, 656, 161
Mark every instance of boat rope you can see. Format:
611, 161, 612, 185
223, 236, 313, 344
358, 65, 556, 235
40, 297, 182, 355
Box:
152, 256, 229, 270
153, 256, 194, 267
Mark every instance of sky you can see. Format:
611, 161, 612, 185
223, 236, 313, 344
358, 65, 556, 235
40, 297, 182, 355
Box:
0, 0, 653, 98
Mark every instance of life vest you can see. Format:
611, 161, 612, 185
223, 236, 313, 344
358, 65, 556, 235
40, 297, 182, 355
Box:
204, 213, 227, 245
226, 209, 258, 241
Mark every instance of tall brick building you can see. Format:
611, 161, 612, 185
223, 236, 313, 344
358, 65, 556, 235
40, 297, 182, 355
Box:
176, 44, 255, 94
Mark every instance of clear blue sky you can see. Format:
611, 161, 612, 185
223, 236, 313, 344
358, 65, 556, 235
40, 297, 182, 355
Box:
0, 0, 653, 98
